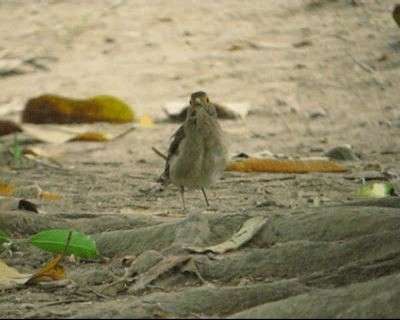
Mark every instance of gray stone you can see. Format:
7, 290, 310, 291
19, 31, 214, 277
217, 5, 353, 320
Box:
326, 145, 359, 160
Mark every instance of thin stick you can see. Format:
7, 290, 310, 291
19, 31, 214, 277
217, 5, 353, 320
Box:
152, 147, 167, 160
349, 55, 375, 73
201, 188, 210, 206
41, 298, 90, 307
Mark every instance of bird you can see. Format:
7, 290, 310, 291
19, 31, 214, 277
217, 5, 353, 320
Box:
158, 91, 228, 210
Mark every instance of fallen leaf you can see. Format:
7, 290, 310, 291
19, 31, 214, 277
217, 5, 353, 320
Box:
0, 183, 15, 196
185, 216, 267, 254
127, 255, 191, 294
21, 124, 81, 144
29, 230, 99, 259
23, 145, 65, 167
226, 158, 347, 173
21, 123, 135, 144
138, 114, 155, 128
41, 192, 61, 201
357, 183, 394, 198
0, 120, 22, 136
0, 183, 61, 201
0, 260, 31, 289
26, 254, 65, 285
69, 132, 110, 142
22, 94, 135, 124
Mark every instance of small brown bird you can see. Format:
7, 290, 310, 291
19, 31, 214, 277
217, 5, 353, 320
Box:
158, 91, 228, 210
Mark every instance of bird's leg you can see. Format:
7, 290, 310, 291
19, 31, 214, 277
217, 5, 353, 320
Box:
180, 186, 187, 210
201, 188, 210, 206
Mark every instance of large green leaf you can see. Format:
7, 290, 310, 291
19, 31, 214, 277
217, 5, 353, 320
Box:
29, 230, 99, 259
0, 230, 8, 246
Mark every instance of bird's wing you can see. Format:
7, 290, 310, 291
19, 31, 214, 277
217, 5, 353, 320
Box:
157, 124, 186, 184
168, 124, 186, 160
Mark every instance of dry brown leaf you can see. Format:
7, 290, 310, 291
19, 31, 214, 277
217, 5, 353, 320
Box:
0, 120, 22, 136
69, 132, 110, 142
26, 254, 65, 285
226, 158, 347, 173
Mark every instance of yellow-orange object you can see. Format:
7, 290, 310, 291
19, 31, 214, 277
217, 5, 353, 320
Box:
226, 158, 347, 173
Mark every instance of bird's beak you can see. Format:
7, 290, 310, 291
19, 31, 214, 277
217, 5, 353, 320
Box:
195, 97, 206, 107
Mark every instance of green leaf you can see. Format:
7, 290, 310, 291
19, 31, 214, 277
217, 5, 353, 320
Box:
0, 230, 9, 245
357, 182, 393, 198
29, 230, 99, 259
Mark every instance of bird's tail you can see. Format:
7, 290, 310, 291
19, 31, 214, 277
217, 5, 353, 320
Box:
156, 166, 171, 186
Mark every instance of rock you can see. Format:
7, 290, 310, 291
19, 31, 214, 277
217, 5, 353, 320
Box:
310, 146, 324, 153
325, 146, 359, 161
309, 109, 327, 119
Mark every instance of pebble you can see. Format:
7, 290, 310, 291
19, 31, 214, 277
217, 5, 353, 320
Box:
310, 146, 324, 152
325, 146, 359, 161
309, 110, 327, 119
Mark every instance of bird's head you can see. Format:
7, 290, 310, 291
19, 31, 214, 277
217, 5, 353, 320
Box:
190, 91, 210, 107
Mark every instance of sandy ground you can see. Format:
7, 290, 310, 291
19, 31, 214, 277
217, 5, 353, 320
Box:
1, 0, 400, 318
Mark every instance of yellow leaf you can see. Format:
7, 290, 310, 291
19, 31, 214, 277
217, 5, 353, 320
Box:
41, 192, 61, 201
139, 114, 155, 128
26, 254, 65, 285
0, 183, 61, 201
0, 183, 15, 196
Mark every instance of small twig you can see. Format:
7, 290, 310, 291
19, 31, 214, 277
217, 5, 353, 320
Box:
40, 298, 90, 307
349, 54, 375, 73
112, 126, 136, 141
85, 287, 110, 299
152, 147, 167, 160
189, 260, 206, 284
